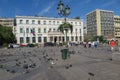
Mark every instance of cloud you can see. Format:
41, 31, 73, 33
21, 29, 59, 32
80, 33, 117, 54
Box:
64, 0, 74, 3
32, 0, 40, 7
86, 0, 91, 3
101, 1, 116, 7
14, 8, 23, 16
38, 2, 55, 15
78, 0, 92, 6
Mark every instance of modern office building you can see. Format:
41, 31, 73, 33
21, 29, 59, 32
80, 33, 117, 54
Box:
14, 16, 84, 44
0, 18, 14, 27
86, 9, 114, 38
114, 15, 120, 44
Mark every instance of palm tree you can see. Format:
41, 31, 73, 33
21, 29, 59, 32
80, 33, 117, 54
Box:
58, 22, 73, 34
57, 22, 73, 46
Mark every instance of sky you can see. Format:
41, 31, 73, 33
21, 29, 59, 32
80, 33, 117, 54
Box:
0, 0, 120, 20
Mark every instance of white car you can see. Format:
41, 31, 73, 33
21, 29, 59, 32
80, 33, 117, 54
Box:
13, 44, 20, 48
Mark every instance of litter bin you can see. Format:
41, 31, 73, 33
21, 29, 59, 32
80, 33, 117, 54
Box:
61, 49, 70, 60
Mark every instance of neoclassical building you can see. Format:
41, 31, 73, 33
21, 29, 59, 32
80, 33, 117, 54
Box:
14, 16, 84, 44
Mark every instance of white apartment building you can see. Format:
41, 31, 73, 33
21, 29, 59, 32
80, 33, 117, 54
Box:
0, 18, 14, 27
14, 16, 84, 44
114, 15, 120, 45
86, 9, 114, 37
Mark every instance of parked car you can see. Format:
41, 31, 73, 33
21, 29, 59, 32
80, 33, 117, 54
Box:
27, 44, 34, 47
8, 44, 20, 48
44, 42, 55, 46
20, 44, 27, 47
13, 44, 20, 48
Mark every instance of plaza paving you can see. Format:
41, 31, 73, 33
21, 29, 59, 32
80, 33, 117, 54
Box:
0, 44, 120, 80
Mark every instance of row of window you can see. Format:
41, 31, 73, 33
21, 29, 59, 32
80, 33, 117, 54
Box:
0, 20, 13, 22
114, 18, 120, 21
19, 19, 82, 26
100, 11, 113, 17
19, 36, 82, 43
115, 33, 120, 35
19, 28, 82, 33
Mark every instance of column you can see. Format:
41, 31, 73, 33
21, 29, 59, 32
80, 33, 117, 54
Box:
57, 36, 59, 43
47, 36, 50, 42
36, 36, 38, 43
17, 37, 20, 44
24, 37, 26, 44
30, 34, 32, 43
78, 35, 80, 42
52, 36, 54, 43
23, 34, 26, 44
74, 35, 76, 42
69, 34, 71, 42
41, 36, 44, 43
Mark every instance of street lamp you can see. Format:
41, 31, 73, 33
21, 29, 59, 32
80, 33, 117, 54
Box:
57, 1, 70, 22
57, 0, 70, 47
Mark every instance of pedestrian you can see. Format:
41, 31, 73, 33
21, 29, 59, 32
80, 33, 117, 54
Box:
88, 41, 91, 48
83, 41, 87, 48
91, 41, 95, 49
94, 41, 98, 48
109, 39, 115, 51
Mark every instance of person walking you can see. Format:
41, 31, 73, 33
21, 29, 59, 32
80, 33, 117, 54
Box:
88, 41, 91, 48
83, 41, 87, 48
91, 41, 95, 49
109, 39, 115, 51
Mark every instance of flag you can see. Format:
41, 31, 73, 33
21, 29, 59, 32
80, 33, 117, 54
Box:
31, 29, 35, 36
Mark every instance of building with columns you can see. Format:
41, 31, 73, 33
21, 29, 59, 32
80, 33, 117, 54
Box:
14, 16, 84, 44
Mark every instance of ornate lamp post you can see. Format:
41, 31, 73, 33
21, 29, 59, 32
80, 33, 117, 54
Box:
57, 0, 70, 47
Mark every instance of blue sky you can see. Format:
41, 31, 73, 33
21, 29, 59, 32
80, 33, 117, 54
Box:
0, 0, 120, 20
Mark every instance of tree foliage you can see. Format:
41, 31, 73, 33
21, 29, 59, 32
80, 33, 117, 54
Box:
0, 25, 16, 46
84, 35, 94, 42
57, 22, 73, 34
74, 16, 80, 19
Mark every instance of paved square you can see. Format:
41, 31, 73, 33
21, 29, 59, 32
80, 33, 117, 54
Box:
0, 44, 120, 80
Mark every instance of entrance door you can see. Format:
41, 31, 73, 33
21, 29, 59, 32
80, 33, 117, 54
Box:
54, 37, 57, 43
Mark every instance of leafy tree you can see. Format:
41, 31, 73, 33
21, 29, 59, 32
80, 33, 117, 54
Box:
57, 22, 73, 46
74, 16, 80, 19
57, 22, 73, 34
0, 33, 3, 45
84, 35, 94, 42
0, 25, 16, 46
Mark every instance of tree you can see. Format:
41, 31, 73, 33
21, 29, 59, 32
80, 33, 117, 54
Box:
0, 33, 3, 45
57, 22, 73, 46
84, 35, 94, 42
57, 22, 73, 34
74, 16, 80, 19
0, 25, 16, 46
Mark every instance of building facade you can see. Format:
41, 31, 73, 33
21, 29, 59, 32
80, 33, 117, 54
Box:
0, 18, 14, 27
14, 16, 84, 44
86, 9, 114, 38
114, 15, 120, 44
